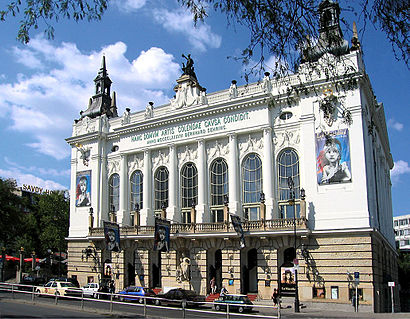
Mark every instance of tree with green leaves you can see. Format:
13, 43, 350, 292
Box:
0, 178, 25, 252
1, 0, 408, 76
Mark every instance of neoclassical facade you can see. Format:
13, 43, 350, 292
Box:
66, 1, 397, 312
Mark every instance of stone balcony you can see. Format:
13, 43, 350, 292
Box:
88, 217, 308, 238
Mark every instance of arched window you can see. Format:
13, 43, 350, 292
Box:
109, 173, 120, 212
154, 166, 169, 212
210, 158, 228, 223
181, 162, 198, 223
277, 149, 300, 219
242, 153, 263, 221
130, 170, 143, 210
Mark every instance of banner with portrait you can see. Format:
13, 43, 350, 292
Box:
104, 263, 113, 277
103, 220, 120, 252
76, 170, 91, 207
154, 218, 170, 252
280, 267, 296, 293
230, 214, 246, 248
316, 129, 352, 185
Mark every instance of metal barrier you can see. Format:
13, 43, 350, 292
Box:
0, 282, 280, 318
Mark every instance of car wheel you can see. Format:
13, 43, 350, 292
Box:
155, 299, 161, 306
35, 289, 41, 297
139, 298, 144, 304
119, 296, 124, 302
215, 304, 221, 311
93, 293, 97, 299
238, 306, 244, 313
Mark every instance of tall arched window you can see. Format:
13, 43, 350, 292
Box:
109, 173, 120, 212
154, 166, 169, 212
277, 149, 300, 219
181, 162, 198, 223
242, 153, 263, 221
130, 170, 143, 210
210, 158, 228, 223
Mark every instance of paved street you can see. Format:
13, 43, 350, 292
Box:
1, 290, 410, 319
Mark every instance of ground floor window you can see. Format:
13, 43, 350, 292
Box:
312, 286, 325, 298
331, 286, 339, 299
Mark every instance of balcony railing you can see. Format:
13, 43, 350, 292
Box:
89, 217, 307, 238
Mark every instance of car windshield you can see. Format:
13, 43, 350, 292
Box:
60, 282, 75, 287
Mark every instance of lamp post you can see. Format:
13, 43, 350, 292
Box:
287, 176, 300, 313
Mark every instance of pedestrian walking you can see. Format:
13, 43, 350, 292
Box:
272, 288, 279, 306
210, 277, 216, 294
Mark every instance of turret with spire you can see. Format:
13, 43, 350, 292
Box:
301, 0, 349, 63
80, 56, 118, 119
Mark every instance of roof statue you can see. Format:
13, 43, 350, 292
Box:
181, 54, 197, 79
79, 56, 118, 120
170, 54, 204, 109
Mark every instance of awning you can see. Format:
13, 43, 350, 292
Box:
23, 257, 41, 262
0, 255, 19, 261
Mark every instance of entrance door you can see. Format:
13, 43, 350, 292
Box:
215, 250, 222, 292
241, 248, 258, 294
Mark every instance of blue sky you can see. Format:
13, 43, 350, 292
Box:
0, 0, 408, 216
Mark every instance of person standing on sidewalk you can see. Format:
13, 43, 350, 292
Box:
272, 288, 279, 306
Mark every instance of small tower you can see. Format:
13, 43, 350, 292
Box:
80, 56, 118, 119
301, 0, 349, 63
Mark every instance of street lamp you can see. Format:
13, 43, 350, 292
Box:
287, 176, 300, 313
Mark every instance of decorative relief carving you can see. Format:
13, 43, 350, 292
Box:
239, 134, 264, 155
273, 130, 300, 148
76, 116, 95, 135
153, 150, 169, 168
107, 159, 120, 175
178, 145, 198, 163
128, 154, 144, 174
121, 108, 131, 126
101, 114, 109, 133
207, 140, 229, 160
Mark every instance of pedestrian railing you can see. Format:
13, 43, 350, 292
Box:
0, 282, 281, 318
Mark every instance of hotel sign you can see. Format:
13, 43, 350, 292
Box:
130, 111, 253, 146
22, 184, 52, 194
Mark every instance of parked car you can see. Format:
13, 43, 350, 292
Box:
154, 288, 205, 307
118, 286, 156, 303
82, 282, 100, 298
36, 280, 78, 297
49, 277, 80, 288
214, 294, 253, 313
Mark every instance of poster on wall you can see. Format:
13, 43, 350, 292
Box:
154, 218, 170, 252
280, 267, 296, 292
103, 221, 121, 252
76, 170, 91, 207
316, 129, 352, 185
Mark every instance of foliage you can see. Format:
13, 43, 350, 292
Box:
179, 0, 409, 75
0, 177, 69, 257
0, 0, 107, 44
0, 178, 25, 250
398, 250, 410, 290
1, 1, 407, 77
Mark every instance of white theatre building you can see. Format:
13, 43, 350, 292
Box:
66, 0, 397, 312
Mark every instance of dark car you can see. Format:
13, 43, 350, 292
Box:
154, 288, 205, 307
214, 294, 253, 313
118, 286, 156, 303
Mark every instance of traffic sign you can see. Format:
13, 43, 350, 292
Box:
388, 282, 395, 287
354, 272, 360, 284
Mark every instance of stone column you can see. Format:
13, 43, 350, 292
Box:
118, 154, 128, 225
197, 139, 206, 222
262, 127, 275, 219
141, 150, 152, 225
168, 144, 178, 222
228, 134, 239, 214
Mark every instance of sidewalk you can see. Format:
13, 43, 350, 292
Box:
253, 298, 410, 318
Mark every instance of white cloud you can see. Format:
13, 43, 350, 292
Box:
391, 160, 410, 184
113, 0, 146, 12
4, 157, 70, 178
0, 36, 180, 160
152, 8, 222, 52
0, 168, 67, 191
387, 118, 404, 131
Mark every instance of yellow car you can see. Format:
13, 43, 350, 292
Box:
36, 280, 78, 297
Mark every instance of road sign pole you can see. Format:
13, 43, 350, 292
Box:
355, 285, 358, 312
391, 286, 394, 313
